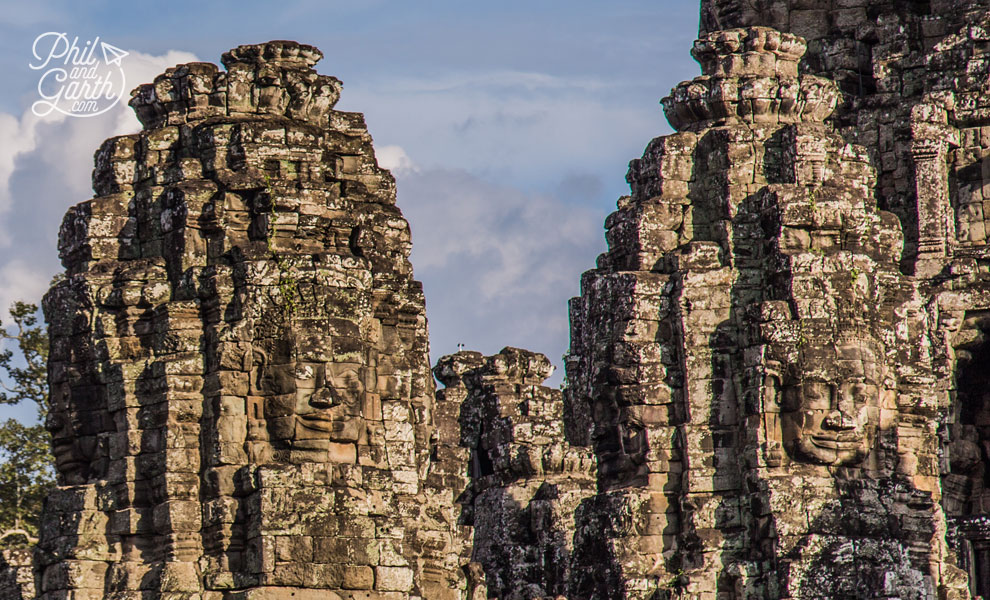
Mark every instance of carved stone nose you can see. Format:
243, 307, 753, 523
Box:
45, 413, 63, 433
308, 386, 335, 408
823, 410, 855, 431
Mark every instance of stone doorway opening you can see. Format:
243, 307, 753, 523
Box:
944, 311, 990, 598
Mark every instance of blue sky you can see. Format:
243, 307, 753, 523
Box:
0, 1, 702, 421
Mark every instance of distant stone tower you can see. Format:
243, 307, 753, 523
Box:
38, 41, 466, 600
434, 347, 596, 600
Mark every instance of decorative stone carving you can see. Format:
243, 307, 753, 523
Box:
254, 318, 370, 464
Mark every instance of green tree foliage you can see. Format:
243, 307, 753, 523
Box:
0, 421, 52, 545
0, 301, 54, 545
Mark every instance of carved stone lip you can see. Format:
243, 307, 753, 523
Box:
291, 439, 330, 451
52, 441, 83, 470
296, 414, 333, 434
810, 435, 861, 450
52, 439, 77, 455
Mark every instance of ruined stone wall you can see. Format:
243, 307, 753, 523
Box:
0, 549, 35, 600
37, 41, 465, 600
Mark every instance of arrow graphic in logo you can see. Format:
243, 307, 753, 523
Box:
30, 33, 130, 118
100, 42, 128, 66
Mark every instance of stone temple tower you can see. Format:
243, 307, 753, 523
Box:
562, 26, 963, 599
38, 41, 467, 599
692, 3, 990, 598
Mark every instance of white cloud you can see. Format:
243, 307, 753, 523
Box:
0, 259, 50, 321
396, 160, 608, 380
0, 48, 198, 314
377, 145, 418, 175
0, 107, 73, 244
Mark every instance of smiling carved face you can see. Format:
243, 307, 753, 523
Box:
779, 340, 882, 466
259, 330, 368, 463
45, 409, 91, 484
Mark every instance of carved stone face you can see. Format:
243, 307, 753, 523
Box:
45, 381, 102, 484
258, 327, 367, 462
779, 340, 882, 466
45, 409, 87, 483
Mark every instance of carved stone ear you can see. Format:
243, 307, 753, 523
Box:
252, 348, 269, 392
763, 361, 783, 409
764, 359, 781, 375
765, 440, 784, 468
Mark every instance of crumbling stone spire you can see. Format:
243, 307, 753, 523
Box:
39, 41, 465, 599
434, 347, 595, 600
697, 0, 990, 274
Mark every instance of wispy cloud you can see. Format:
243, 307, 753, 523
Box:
383, 70, 614, 95
393, 148, 607, 379
376, 145, 418, 175
0, 48, 198, 315
343, 70, 666, 188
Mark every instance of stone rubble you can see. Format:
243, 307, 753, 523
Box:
11, 0, 990, 598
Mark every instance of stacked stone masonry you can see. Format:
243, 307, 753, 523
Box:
435, 348, 595, 600
0, 550, 35, 600
36, 41, 466, 600
15, 0, 990, 598
565, 25, 954, 600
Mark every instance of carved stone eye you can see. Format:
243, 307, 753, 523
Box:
44, 412, 64, 433
780, 386, 802, 412
801, 382, 834, 410
293, 365, 316, 380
